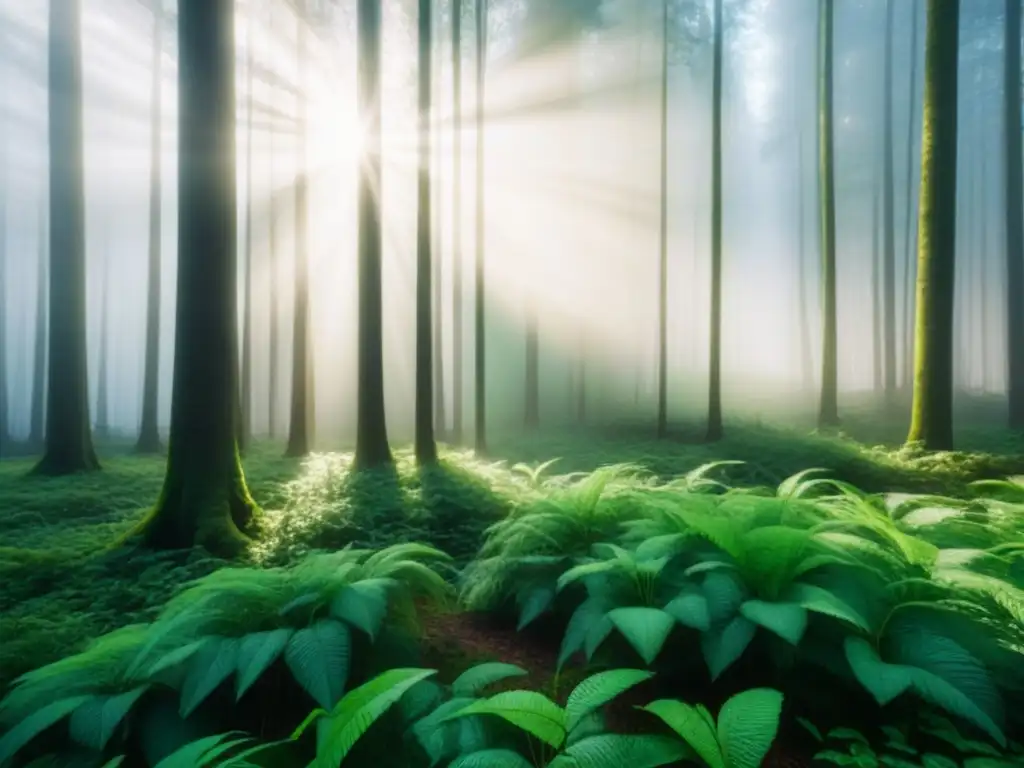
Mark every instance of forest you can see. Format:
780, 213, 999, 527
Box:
0, 0, 1022, 766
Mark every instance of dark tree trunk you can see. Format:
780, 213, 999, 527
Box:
978, 146, 990, 391
906, 0, 960, 450
354, 0, 392, 469
132, 0, 257, 554
656, 0, 669, 439
34, 0, 99, 474
473, 0, 487, 454
451, 0, 464, 443
94, 250, 110, 437
415, 0, 437, 464
286, 10, 313, 458
433, 1, 447, 438
706, 0, 724, 442
817, 0, 840, 429
239, 8, 254, 454
901, 1, 922, 390
268, 62, 279, 440
882, 0, 897, 401
1004, 0, 1024, 430
137, 3, 163, 454
30, 208, 47, 447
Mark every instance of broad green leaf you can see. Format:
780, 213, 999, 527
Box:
443, 690, 567, 749
452, 663, 528, 698
330, 579, 394, 640
828, 728, 870, 743
562, 734, 690, 768
559, 599, 608, 669
558, 560, 623, 592
235, 628, 294, 700
565, 669, 653, 732
879, 756, 919, 768
702, 616, 757, 680
286, 619, 352, 710
664, 592, 711, 631
147, 639, 211, 680
152, 732, 248, 768
101, 758, 127, 768
448, 749, 534, 768
411, 697, 474, 766
641, 699, 724, 768
584, 613, 616, 661
717, 688, 784, 768
180, 638, 240, 718
517, 587, 556, 631
844, 637, 915, 705
0, 696, 90, 764
607, 607, 676, 666
68, 687, 148, 750
785, 583, 871, 631
702, 571, 746, 625
921, 755, 959, 768
739, 600, 808, 645
316, 668, 437, 768
738, 526, 811, 599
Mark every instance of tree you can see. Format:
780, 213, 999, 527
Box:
137, 3, 164, 454
906, 0, 960, 450
416, 0, 438, 464
881, 0, 897, 401
94, 248, 110, 438
1004, 0, 1024, 430
656, 0, 670, 439
706, 0, 724, 442
817, 0, 840, 429
433, 0, 447, 438
796, 129, 814, 393
354, 0, 392, 469
473, 0, 488, 454
0, 72, 6, 454
240, 5, 254, 453
286, 5, 313, 458
34, 0, 100, 475
901, 0, 922, 389
451, 0, 464, 443
132, 0, 258, 553
872, 168, 883, 392
30, 208, 47, 447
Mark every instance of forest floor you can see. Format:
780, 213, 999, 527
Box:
1, 404, 1022, 763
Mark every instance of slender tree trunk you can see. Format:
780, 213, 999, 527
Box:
0, 83, 7, 453
451, 0, 464, 443
137, 5, 163, 454
30, 207, 47, 447
95, 249, 110, 437
286, 8, 313, 458
797, 130, 814, 393
706, 0, 724, 442
415, 0, 438, 464
268, 13, 279, 440
882, 0, 897, 401
906, 0, 960, 450
473, 0, 488, 454
978, 145, 989, 392
433, 1, 447, 438
1004, 0, 1024, 430
133, 0, 257, 554
239, 8, 254, 453
872, 170, 883, 393
354, 0, 392, 469
902, 0, 922, 390
817, 0, 840, 429
656, 0, 669, 439
35, 0, 100, 474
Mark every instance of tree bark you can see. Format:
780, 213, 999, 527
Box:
656, 0, 669, 439
817, 0, 840, 429
901, 1, 922, 390
239, 7, 254, 454
1004, 0, 1024, 430
433, 0, 447, 438
137, 4, 163, 454
94, 248, 110, 437
706, 0, 724, 442
34, 0, 100, 474
906, 0, 959, 450
882, 0, 897, 401
415, 0, 438, 464
30, 207, 47, 447
473, 0, 487, 454
132, 0, 257, 554
354, 0, 392, 469
451, 0, 464, 443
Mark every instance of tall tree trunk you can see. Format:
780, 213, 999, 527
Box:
817, 0, 840, 429
882, 0, 897, 401
95, 249, 110, 437
433, 1, 447, 438
133, 0, 257, 554
902, 0, 922, 390
35, 0, 99, 474
473, 0, 487, 454
415, 0, 438, 464
354, 0, 392, 469
1004, 0, 1024, 430
706, 0, 724, 442
978, 145, 989, 391
451, 0, 464, 443
30, 207, 47, 447
239, 8, 254, 454
137, 4, 163, 454
906, 0, 960, 450
268, 17, 279, 440
0, 78, 7, 453
872, 170, 883, 393
286, 8, 313, 458
797, 130, 814, 393
656, 0, 669, 439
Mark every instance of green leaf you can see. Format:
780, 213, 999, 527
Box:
828, 728, 870, 743
315, 668, 437, 768
565, 669, 653, 732
739, 600, 808, 645
147, 639, 211, 680
664, 592, 711, 631
702, 616, 757, 680
448, 750, 534, 768
641, 699, 724, 768
795, 717, 823, 742
559, 598, 609, 669
786, 584, 871, 631
68, 687, 148, 750
921, 755, 960, 768
814, 750, 874, 767
844, 637, 915, 705
584, 612, 616, 661
607, 607, 676, 666
444, 690, 567, 749
152, 732, 248, 768
235, 628, 294, 700
517, 587, 556, 631
285, 619, 352, 710
0, 696, 90, 764
879, 756, 919, 768
330, 579, 394, 640
562, 734, 690, 768
101, 758, 127, 768
716, 688, 784, 768
451, 663, 528, 697
180, 638, 240, 718
702, 571, 747, 624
